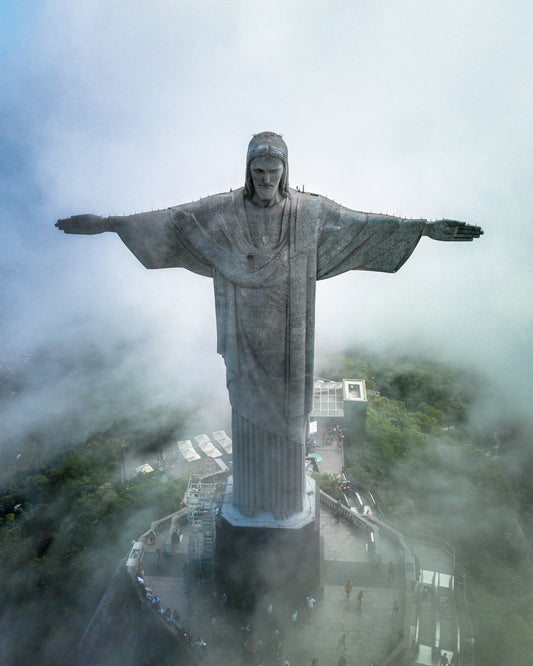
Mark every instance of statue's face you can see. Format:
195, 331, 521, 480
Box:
250, 155, 284, 204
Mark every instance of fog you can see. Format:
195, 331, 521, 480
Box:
1, 1, 532, 662
2, 2, 532, 463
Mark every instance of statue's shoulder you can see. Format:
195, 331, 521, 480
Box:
203, 187, 244, 203
173, 188, 244, 215
289, 188, 342, 213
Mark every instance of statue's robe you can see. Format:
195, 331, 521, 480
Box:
113, 188, 425, 517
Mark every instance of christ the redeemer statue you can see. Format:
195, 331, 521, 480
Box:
56, 132, 482, 521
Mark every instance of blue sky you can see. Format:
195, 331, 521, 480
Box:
1, 1, 532, 459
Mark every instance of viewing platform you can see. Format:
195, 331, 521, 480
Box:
128, 492, 464, 666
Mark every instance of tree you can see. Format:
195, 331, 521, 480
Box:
363, 396, 426, 478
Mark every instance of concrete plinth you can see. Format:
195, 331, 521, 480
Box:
215, 476, 322, 609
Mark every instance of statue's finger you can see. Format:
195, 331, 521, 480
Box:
457, 226, 481, 237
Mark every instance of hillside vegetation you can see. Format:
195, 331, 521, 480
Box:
0, 432, 189, 665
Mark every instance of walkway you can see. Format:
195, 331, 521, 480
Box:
407, 539, 458, 666
313, 444, 344, 476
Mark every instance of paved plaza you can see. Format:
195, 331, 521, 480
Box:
143, 504, 411, 665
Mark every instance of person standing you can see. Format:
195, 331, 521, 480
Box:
344, 580, 352, 601
306, 595, 316, 618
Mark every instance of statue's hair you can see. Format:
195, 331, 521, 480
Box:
244, 132, 289, 198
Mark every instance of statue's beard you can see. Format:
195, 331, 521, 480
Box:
256, 185, 276, 200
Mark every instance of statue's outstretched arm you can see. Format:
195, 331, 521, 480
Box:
55, 208, 172, 235
56, 214, 112, 235
423, 219, 483, 242
55, 208, 195, 271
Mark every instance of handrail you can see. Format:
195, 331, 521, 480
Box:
138, 507, 189, 542
403, 532, 456, 572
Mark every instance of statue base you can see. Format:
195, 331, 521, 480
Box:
215, 476, 322, 609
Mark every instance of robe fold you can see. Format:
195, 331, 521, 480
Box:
113, 188, 425, 516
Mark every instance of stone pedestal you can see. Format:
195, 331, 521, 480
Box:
215, 475, 322, 609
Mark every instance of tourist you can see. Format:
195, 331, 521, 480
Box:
306, 596, 316, 617
344, 580, 352, 600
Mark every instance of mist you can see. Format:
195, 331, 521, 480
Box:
2, 2, 532, 464
1, 1, 532, 663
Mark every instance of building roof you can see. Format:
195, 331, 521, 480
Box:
310, 378, 367, 417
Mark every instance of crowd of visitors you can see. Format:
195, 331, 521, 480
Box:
321, 425, 344, 446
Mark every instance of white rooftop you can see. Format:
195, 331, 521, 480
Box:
310, 378, 367, 417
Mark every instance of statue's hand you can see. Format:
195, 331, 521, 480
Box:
423, 219, 484, 242
55, 214, 109, 234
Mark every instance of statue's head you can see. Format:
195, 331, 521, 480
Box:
244, 132, 289, 202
